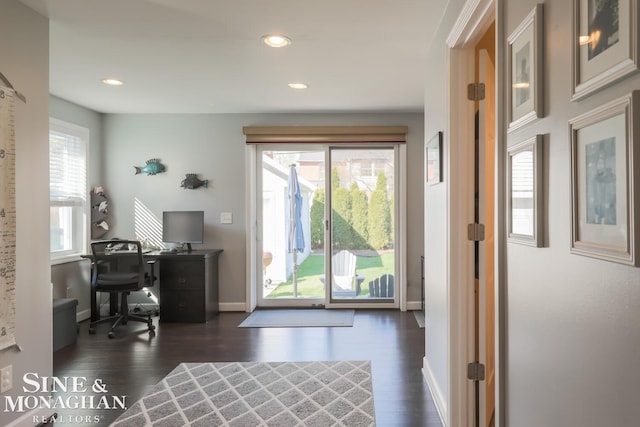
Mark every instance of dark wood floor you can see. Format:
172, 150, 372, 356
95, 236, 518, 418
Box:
50, 309, 442, 426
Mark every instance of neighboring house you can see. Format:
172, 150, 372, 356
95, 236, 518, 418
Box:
261, 156, 314, 284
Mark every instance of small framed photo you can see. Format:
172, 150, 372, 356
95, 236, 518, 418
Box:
569, 91, 640, 265
507, 3, 544, 132
426, 131, 443, 185
507, 135, 544, 246
572, 0, 639, 100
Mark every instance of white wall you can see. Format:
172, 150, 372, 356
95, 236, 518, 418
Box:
102, 113, 425, 306
0, 1, 51, 425
424, 0, 640, 426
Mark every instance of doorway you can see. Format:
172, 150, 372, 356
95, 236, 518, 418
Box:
474, 22, 496, 427
256, 145, 399, 308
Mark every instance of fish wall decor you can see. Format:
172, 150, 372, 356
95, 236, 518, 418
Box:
181, 173, 208, 189
134, 158, 166, 175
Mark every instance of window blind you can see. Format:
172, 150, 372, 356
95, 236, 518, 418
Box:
49, 130, 87, 204
243, 126, 408, 144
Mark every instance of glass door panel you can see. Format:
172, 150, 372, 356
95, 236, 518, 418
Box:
329, 148, 395, 302
259, 148, 325, 306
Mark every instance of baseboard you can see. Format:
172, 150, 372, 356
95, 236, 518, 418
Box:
77, 308, 90, 323
422, 356, 447, 427
6, 407, 54, 427
219, 302, 247, 312
406, 300, 423, 311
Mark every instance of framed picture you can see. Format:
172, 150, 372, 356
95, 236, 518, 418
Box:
572, 0, 639, 100
426, 131, 443, 185
507, 4, 544, 132
507, 135, 544, 246
569, 91, 640, 265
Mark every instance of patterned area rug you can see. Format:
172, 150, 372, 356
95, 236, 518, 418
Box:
111, 361, 375, 426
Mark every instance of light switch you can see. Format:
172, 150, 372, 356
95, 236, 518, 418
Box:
220, 212, 233, 224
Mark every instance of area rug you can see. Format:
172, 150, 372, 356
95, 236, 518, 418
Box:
413, 311, 425, 328
238, 309, 355, 328
111, 361, 375, 427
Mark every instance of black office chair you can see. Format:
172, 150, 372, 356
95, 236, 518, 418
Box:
88, 239, 156, 338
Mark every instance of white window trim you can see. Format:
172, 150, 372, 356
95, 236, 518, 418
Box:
50, 118, 90, 265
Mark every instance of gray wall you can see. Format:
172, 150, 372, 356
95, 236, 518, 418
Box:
0, 2, 51, 425
101, 113, 425, 307
504, 0, 640, 425
424, 0, 640, 426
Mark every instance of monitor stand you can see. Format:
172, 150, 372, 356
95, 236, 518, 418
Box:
184, 243, 193, 253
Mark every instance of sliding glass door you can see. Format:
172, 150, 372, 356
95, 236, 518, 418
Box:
328, 148, 395, 302
256, 145, 398, 307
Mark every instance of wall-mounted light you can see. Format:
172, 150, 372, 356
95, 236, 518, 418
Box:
288, 83, 308, 90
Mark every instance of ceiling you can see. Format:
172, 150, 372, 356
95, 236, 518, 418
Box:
20, 0, 445, 114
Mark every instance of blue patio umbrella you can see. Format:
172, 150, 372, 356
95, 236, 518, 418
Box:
288, 164, 304, 296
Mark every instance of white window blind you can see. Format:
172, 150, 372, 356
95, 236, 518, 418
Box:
49, 119, 89, 261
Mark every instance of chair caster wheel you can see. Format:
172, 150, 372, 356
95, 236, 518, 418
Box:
149, 330, 156, 337
108, 332, 115, 339
89, 328, 96, 335
148, 323, 156, 331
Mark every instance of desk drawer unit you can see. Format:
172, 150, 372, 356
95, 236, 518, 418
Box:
158, 253, 220, 323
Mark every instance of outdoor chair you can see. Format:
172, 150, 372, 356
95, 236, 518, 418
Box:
368, 273, 394, 298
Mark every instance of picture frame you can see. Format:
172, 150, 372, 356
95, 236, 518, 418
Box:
426, 131, 443, 185
507, 135, 544, 246
507, 3, 544, 132
571, 0, 639, 100
569, 91, 640, 265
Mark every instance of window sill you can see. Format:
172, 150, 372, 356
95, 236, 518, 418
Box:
51, 254, 87, 266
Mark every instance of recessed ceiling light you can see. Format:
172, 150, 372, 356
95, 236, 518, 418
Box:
101, 78, 124, 86
262, 34, 292, 48
288, 83, 308, 90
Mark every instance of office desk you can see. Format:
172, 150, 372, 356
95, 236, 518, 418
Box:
88, 249, 223, 323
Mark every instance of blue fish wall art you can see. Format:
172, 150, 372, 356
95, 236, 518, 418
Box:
134, 158, 166, 175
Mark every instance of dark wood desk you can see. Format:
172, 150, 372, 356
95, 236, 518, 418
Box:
148, 249, 223, 322
88, 249, 223, 323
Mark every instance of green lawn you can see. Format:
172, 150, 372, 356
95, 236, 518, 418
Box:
267, 252, 394, 298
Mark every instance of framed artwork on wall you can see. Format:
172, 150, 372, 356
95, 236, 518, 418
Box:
569, 91, 640, 265
507, 135, 544, 246
507, 3, 544, 132
571, 0, 639, 100
426, 131, 443, 185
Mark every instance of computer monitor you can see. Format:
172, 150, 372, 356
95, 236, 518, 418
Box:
162, 211, 204, 252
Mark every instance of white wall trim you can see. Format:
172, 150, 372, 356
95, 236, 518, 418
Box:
77, 308, 90, 323
447, 45, 476, 427
406, 301, 423, 311
423, 356, 448, 426
245, 146, 257, 313
399, 144, 408, 311
447, 0, 495, 48
6, 408, 54, 427
219, 302, 247, 312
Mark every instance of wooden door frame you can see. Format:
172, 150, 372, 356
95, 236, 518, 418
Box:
446, 0, 506, 426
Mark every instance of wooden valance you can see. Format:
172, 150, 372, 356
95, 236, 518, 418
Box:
243, 126, 408, 144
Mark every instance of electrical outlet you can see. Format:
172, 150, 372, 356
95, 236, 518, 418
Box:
1, 365, 12, 393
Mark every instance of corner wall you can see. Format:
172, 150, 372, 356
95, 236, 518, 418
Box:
0, 1, 51, 425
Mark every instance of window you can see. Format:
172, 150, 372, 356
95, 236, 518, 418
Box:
49, 119, 89, 263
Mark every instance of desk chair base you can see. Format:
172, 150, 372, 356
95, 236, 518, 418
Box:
89, 291, 156, 339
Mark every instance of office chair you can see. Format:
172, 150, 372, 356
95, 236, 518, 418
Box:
88, 239, 157, 338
